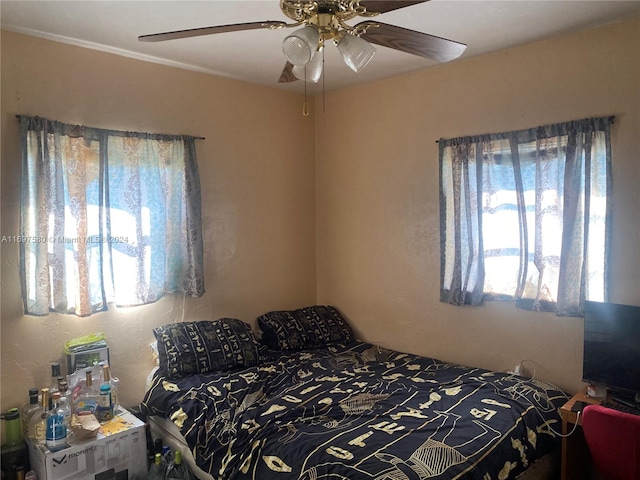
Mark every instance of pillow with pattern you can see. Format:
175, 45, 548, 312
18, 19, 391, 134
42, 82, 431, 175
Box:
258, 305, 354, 351
154, 318, 260, 378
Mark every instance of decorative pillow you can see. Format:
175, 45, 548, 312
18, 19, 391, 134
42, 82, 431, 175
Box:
153, 318, 260, 378
258, 305, 354, 351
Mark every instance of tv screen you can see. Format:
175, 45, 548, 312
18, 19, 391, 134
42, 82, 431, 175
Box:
582, 301, 640, 396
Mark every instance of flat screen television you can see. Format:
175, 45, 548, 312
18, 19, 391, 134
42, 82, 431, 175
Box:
582, 300, 640, 398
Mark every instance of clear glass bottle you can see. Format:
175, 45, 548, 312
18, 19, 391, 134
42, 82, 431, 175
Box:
58, 378, 71, 401
147, 453, 165, 480
102, 364, 119, 414
149, 439, 169, 473
48, 363, 61, 409
21, 388, 40, 440
166, 449, 194, 480
74, 369, 98, 415
57, 379, 72, 434
28, 388, 49, 445
46, 392, 67, 449
96, 384, 113, 422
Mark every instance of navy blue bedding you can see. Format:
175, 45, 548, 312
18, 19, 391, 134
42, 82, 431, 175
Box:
140, 341, 568, 479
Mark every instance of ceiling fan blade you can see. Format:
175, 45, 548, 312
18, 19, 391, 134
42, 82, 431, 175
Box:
358, 0, 430, 14
358, 22, 466, 63
278, 62, 299, 83
138, 21, 287, 42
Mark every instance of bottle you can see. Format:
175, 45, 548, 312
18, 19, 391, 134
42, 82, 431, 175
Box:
96, 384, 113, 422
28, 388, 49, 445
46, 392, 67, 449
162, 444, 173, 465
151, 439, 168, 472
48, 363, 61, 409
153, 438, 163, 456
101, 364, 119, 414
166, 449, 194, 480
15, 467, 26, 480
75, 369, 98, 415
21, 388, 40, 440
147, 452, 165, 480
57, 379, 72, 434
0, 408, 22, 447
111, 377, 120, 413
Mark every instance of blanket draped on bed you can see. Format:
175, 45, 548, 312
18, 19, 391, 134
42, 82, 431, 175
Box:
140, 342, 568, 480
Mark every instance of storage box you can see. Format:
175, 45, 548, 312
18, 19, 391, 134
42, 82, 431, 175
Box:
27, 408, 147, 480
66, 346, 109, 374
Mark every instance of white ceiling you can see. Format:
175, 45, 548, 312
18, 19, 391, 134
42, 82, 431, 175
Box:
2, 0, 639, 93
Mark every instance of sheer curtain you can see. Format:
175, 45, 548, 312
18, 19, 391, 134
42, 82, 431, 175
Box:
439, 116, 613, 316
19, 116, 204, 316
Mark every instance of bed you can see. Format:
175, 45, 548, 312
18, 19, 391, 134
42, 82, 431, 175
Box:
139, 306, 569, 480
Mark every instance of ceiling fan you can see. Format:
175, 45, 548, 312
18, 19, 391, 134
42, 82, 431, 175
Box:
139, 0, 467, 84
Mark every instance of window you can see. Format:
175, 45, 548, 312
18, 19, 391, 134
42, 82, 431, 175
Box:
439, 116, 613, 316
19, 116, 204, 316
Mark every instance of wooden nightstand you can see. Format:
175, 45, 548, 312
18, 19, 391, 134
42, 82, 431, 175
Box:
559, 388, 602, 480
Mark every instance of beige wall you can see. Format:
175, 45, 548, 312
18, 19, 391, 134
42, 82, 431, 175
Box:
1, 16, 639, 442
0, 32, 316, 421
315, 17, 640, 395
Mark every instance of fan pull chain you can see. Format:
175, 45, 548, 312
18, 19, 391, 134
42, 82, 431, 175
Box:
302, 67, 309, 116
322, 47, 325, 113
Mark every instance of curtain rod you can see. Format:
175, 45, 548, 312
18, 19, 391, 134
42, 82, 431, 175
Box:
435, 116, 615, 144
15, 115, 205, 140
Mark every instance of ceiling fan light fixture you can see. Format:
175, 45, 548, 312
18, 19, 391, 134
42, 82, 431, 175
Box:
292, 49, 323, 83
138, 0, 469, 91
336, 32, 376, 73
282, 26, 320, 66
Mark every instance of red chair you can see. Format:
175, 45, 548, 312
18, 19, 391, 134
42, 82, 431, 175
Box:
581, 404, 640, 480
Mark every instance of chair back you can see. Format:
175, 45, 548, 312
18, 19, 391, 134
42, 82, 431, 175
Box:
582, 404, 640, 480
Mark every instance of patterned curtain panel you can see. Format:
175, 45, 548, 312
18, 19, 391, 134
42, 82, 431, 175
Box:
19, 116, 204, 317
439, 116, 613, 316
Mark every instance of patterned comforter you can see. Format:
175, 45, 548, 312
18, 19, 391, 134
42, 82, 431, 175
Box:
140, 342, 568, 480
